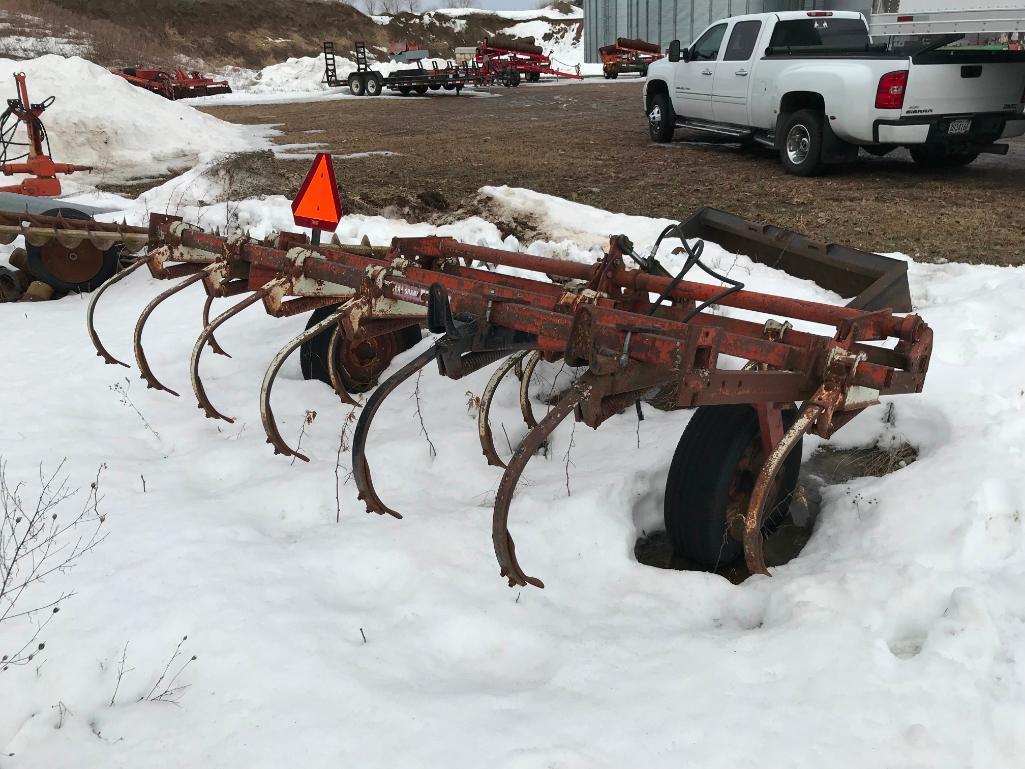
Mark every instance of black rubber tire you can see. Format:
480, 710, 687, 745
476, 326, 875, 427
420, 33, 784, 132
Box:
348, 73, 365, 97
778, 109, 824, 176
26, 207, 121, 293
398, 86, 412, 95
647, 91, 675, 143
428, 83, 441, 90
608, 70, 619, 79
365, 75, 382, 96
413, 84, 429, 95
664, 404, 803, 570
909, 145, 979, 168
299, 304, 422, 392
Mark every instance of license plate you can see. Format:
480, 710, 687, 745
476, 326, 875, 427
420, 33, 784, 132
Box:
948, 118, 972, 135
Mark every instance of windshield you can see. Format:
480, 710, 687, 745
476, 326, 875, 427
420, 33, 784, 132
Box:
768, 18, 871, 49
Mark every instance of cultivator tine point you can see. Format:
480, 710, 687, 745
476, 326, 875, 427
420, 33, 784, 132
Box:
351, 344, 439, 518
518, 350, 543, 429
87, 257, 149, 367
133, 268, 212, 395
191, 283, 283, 422
742, 402, 823, 576
201, 295, 231, 358
259, 306, 353, 461
478, 350, 530, 468
325, 327, 361, 407
493, 380, 590, 589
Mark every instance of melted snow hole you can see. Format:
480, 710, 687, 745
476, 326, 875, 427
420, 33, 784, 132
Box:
633, 441, 918, 584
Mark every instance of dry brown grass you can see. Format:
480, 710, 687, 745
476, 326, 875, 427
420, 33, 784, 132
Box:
810, 442, 919, 484
0, 0, 178, 65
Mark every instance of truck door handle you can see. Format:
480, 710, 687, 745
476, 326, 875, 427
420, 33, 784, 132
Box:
701, 68, 713, 76
735, 69, 749, 76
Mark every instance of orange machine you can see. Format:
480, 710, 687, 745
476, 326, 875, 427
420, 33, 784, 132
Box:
0, 73, 91, 197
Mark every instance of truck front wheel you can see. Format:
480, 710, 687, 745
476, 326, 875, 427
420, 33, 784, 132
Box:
779, 110, 824, 176
909, 145, 979, 168
647, 92, 675, 143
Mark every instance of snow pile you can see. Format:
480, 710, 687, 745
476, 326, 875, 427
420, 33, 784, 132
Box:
0, 55, 269, 179
496, 19, 597, 77
4, 185, 1025, 767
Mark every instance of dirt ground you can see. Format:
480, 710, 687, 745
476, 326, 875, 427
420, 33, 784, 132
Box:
204, 80, 1025, 266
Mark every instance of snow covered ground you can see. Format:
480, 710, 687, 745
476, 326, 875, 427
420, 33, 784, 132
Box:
2, 160, 1025, 766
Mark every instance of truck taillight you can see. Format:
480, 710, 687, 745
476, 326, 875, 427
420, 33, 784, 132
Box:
806, 11, 832, 16
876, 71, 908, 110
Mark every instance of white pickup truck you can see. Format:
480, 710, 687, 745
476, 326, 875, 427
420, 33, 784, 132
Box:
643, 9, 1025, 174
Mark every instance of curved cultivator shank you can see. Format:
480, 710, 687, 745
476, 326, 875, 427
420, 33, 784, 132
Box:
325, 327, 361, 407
87, 257, 149, 367
74, 210, 933, 591
478, 350, 529, 468
260, 306, 351, 461
133, 268, 211, 395
493, 380, 590, 588
190, 282, 284, 422
351, 344, 439, 518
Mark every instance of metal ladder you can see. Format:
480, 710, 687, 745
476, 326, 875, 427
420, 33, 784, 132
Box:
354, 41, 370, 73
322, 41, 339, 86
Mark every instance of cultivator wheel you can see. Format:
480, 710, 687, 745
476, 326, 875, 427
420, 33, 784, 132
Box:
664, 404, 802, 570
25, 208, 122, 293
299, 304, 422, 393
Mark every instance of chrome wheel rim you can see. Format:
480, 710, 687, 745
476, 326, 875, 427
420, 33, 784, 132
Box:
786, 124, 811, 165
648, 105, 662, 131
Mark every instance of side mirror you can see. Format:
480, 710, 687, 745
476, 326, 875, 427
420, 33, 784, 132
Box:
681, 47, 692, 62
668, 40, 681, 62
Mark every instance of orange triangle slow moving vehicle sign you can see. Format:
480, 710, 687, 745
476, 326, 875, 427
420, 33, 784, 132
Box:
291, 153, 343, 231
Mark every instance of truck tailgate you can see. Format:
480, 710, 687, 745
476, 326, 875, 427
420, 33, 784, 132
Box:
904, 59, 1025, 116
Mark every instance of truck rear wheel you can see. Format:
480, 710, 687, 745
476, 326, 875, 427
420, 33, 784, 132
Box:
647, 92, 675, 143
779, 110, 824, 176
664, 404, 802, 570
909, 145, 979, 168
414, 84, 428, 95
348, 73, 365, 96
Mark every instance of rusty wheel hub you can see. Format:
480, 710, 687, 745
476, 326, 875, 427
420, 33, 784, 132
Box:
726, 438, 779, 541
335, 331, 401, 392
38, 239, 105, 285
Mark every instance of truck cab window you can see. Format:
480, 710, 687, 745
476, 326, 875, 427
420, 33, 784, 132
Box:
724, 20, 762, 61
692, 24, 728, 61
768, 19, 870, 49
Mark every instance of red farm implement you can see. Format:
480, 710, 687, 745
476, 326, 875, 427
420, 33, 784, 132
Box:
0, 73, 90, 197
112, 67, 232, 100
476, 37, 582, 85
599, 37, 663, 79
74, 195, 931, 588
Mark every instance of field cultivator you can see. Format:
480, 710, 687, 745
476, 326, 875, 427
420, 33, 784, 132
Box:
599, 37, 663, 79
77, 208, 932, 587
476, 38, 582, 85
112, 68, 232, 100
